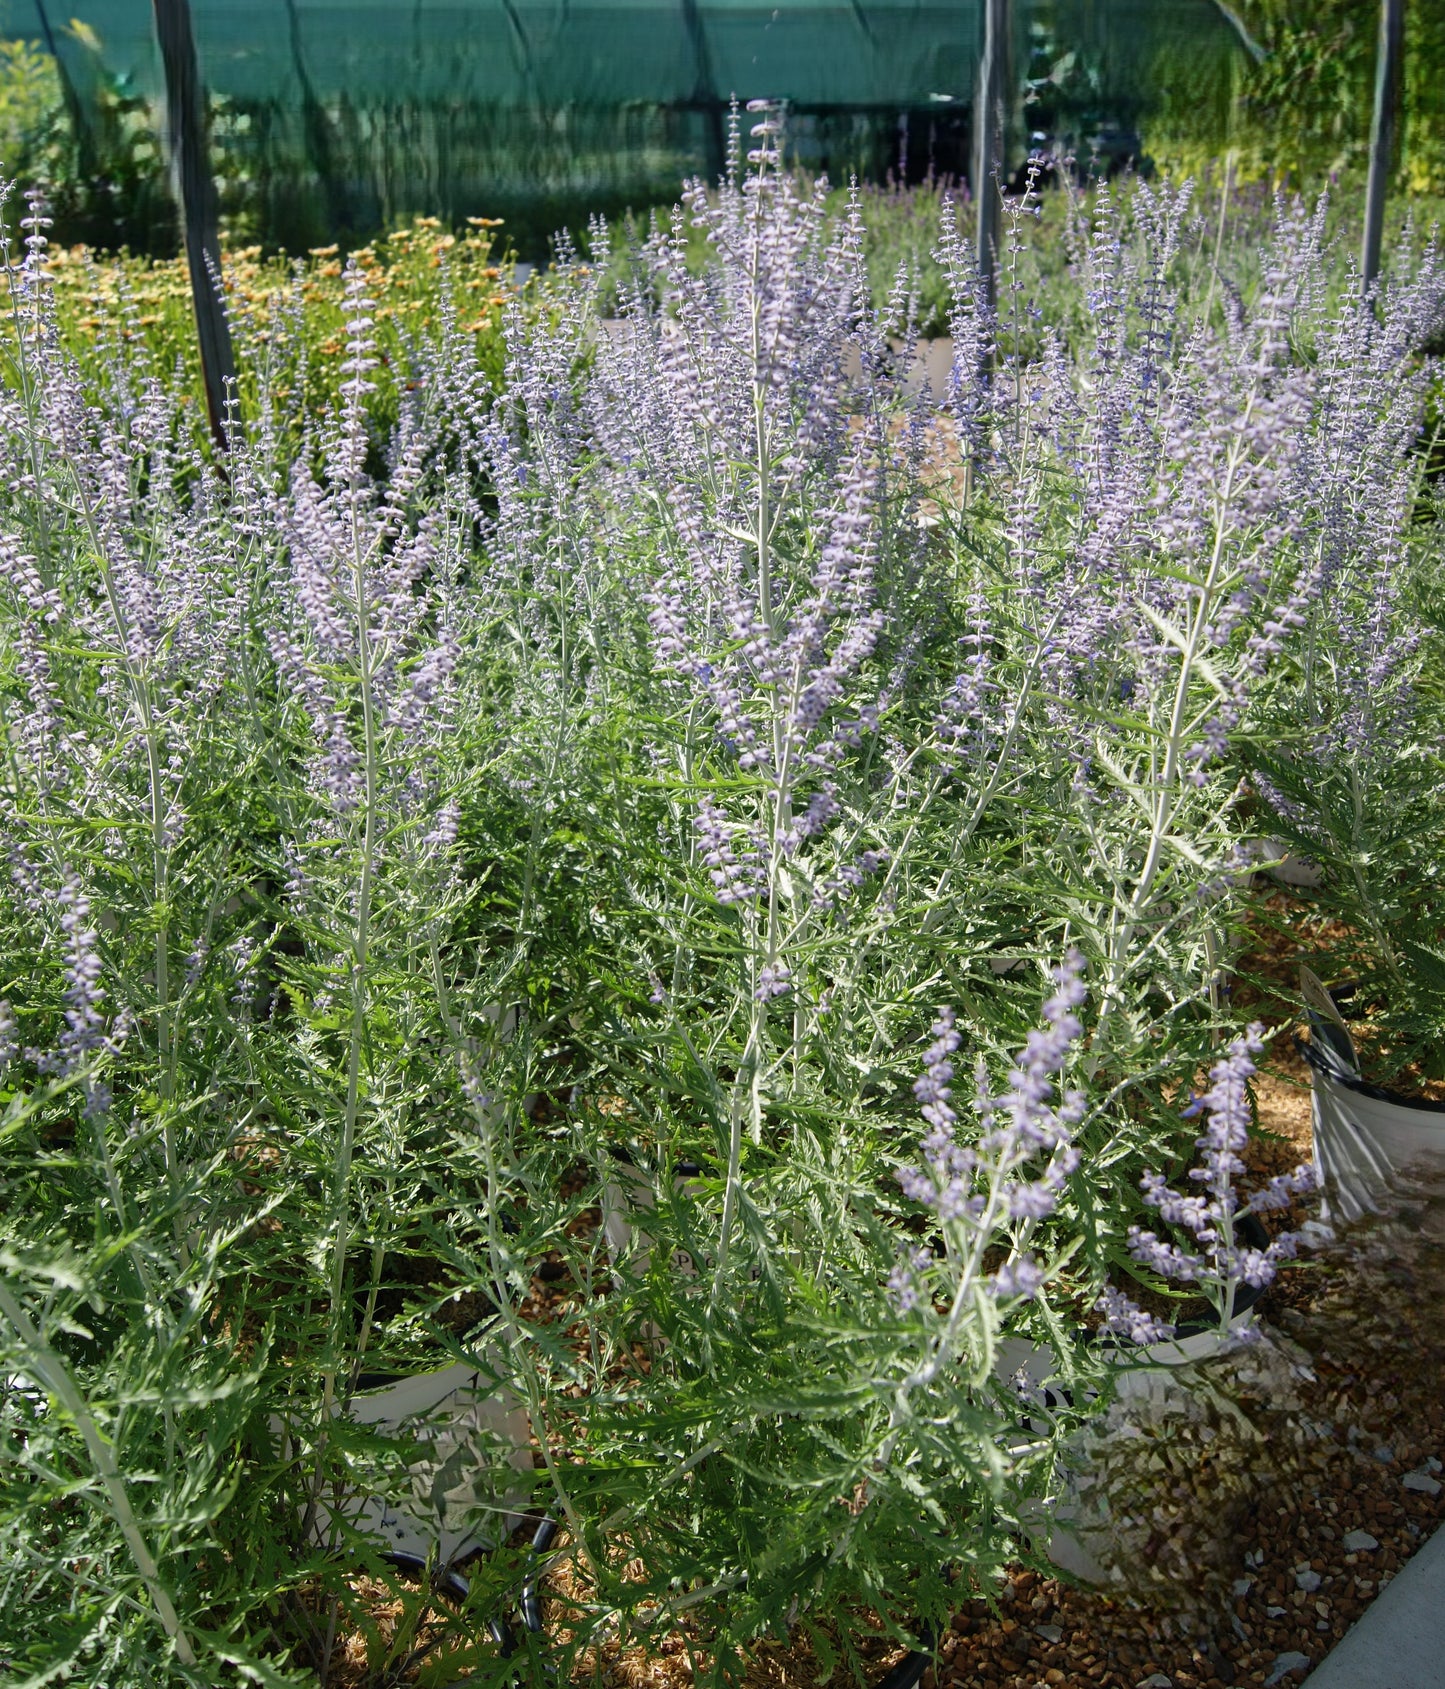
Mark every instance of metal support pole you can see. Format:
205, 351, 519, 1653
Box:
680, 0, 725, 183
973, 0, 1009, 314
151, 0, 236, 452
34, 0, 97, 182
1362, 0, 1405, 297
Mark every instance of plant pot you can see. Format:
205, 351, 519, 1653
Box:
1300, 964, 1445, 1224
277, 1359, 534, 1600
600, 1147, 713, 1283
996, 1266, 1285, 1590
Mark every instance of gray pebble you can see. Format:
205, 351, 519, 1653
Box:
1265, 1653, 1312, 1687
1404, 1469, 1442, 1495
1266, 1605, 1287, 1617
1427, 1456, 1443, 1474
1295, 1568, 1323, 1593
1342, 1528, 1379, 1553
1035, 1624, 1062, 1643
1374, 1444, 1396, 1464
1233, 1576, 1254, 1597
1136, 1676, 1172, 1689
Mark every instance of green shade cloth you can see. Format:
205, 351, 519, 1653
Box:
0, 1, 1244, 252
10, 2, 984, 106
7, 1, 1243, 111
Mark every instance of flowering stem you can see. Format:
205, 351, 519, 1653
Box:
320, 455, 380, 1441
427, 937, 599, 1579
68, 469, 185, 1228
881, 1165, 1010, 1468
1091, 416, 1252, 1069
708, 175, 787, 1307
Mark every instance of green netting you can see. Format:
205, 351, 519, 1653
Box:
0, 0, 1247, 253
14, 1, 986, 107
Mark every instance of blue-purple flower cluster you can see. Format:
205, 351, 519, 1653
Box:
1100, 1026, 1317, 1340
894, 952, 1087, 1311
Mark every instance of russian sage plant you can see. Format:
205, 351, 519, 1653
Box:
0, 131, 1441, 1688
471, 133, 1445, 1663
0, 195, 540, 1683
1097, 1026, 1318, 1342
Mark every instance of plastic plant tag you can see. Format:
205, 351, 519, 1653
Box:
314, 1360, 534, 1585
1300, 965, 1445, 1225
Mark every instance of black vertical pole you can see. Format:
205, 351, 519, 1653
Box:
680, 0, 725, 183
34, 0, 98, 183
973, 0, 1009, 313
1362, 0, 1405, 296
151, 0, 236, 452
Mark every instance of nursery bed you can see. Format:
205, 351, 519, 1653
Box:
844, 1046, 1445, 1689
319, 1025, 1445, 1689
8, 116, 1445, 1686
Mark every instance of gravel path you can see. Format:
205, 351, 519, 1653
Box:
919, 1158, 1445, 1689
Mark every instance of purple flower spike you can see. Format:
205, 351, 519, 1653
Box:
1096, 1284, 1175, 1346
892, 954, 1087, 1312
1105, 1024, 1325, 1339
992, 1257, 1046, 1300
53, 874, 105, 1076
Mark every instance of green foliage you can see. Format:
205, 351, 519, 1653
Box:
15, 214, 519, 454
0, 154, 1436, 1689
1246, 492, 1445, 1079
0, 38, 63, 183
1144, 0, 1445, 194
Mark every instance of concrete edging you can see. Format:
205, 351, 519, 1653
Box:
1301, 1521, 1445, 1687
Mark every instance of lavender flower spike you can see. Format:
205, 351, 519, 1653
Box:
52, 875, 105, 1077
893, 952, 1088, 1312
1099, 1023, 1322, 1342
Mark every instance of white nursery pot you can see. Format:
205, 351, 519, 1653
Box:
338, 1361, 534, 1572
274, 1357, 533, 1595
995, 1316, 1260, 1586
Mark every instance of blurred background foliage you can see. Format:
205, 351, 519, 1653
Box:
0, 0, 1437, 268
0, 0, 1439, 448
1140, 0, 1445, 191
19, 213, 517, 442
